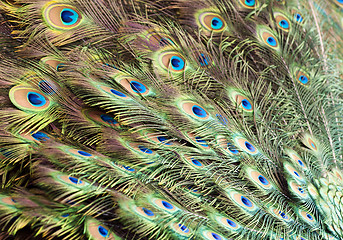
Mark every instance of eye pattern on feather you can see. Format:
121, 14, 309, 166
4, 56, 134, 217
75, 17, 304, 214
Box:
184, 156, 206, 169
294, 13, 304, 23
152, 199, 178, 213
100, 86, 130, 99
285, 163, 304, 181
82, 109, 120, 128
202, 230, 226, 240
118, 78, 151, 96
43, 4, 82, 30
136, 206, 156, 219
198, 12, 226, 32
274, 12, 291, 32
58, 175, 87, 187
259, 29, 279, 49
230, 192, 257, 211
31, 131, 50, 142
181, 102, 210, 120
159, 52, 186, 72
68, 148, 95, 158
247, 168, 273, 189
9, 85, 51, 111
170, 223, 191, 236
296, 70, 310, 85
146, 32, 175, 50
289, 182, 308, 198
272, 209, 292, 222
230, 92, 254, 112
215, 216, 240, 230
299, 210, 316, 224
86, 219, 119, 240
234, 137, 259, 155
239, 0, 258, 8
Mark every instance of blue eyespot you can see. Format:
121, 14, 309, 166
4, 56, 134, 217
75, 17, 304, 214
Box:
56, 63, 65, 71
298, 160, 304, 167
241, 99, 252, 110
211, 233, 222, 240
298, 187, 304, 193
130, 81, 147, 93
162, 201, 173, 209
226, 219, 237, 227
211, 17, 223, 30
142, 207, 154, 216
191, 158, 203, 167
110, 89, 127, 97
195, 136, 208, 147
245, 0, 255, 6
123, 165, 135, 172
278, 211, 288, 219
178, 224, 190, 233
241, 196, 253, 207
170, 56, 185, 70
198, 53, 209, 66
60, 8, 79, 25
77, 150, 92, 157
295, 13, 303, 23
192, 105, 208, 118
279, 20, 289, 29
31, 131, 50, 141
100, 114, 117, 125
245, 141, 256, 152
293, 171, 300, 177
267, 37, 277, 46
27, 92, 46, 107
69, 176, 82, 184
138, 145, 153, 154
258, 175, 269, 185
157, 136, 172, 145
299, 75, 308, 84
39, 81, 55, 95
61, 214, 69, 217
227, 143, 239, 154
98, 226, 109, 237
306, 213, 313, 220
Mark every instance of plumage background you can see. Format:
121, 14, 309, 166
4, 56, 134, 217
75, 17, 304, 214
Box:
0, 0, 342, 239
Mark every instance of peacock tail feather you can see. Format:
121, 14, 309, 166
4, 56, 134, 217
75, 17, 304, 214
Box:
0, 0, 343, 239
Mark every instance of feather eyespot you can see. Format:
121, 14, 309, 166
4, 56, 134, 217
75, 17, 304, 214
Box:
186, 133, 211, 150
274, 13, 291, 32
299, 210, 315, 223
68, 149, 95, 159
58, 175, 88, 188
202, 230, 225, 240
290, 182, 308, 197
334, 0, 343, 7
198, 13, 226, 32
216, 216, 240, 230
198, 53, 211, 67
230, 92, 253, 112
86, 219, 118, 240
288, 152, 307, 169
217, 137, 239, 155
143, 132, 175, 146
31, 132, 50, 142
230, 192, 256, 210
258, 28, 279, 50
234, 137, 258, 155
152, 199, 178, 213
181, 102, 210, 120
145, 31, 175, 51
285, 164, 304, 181
239, 0, 258, 8
100, 86, 130, 99
122, 165, 135, 172
248, 169, 272, 189
160, 52, 186, 72
118, 78, 150, 96
184, 156, 205, 169
296, 70, 310, 85
170, 223, 191, 236
0, 196, 17, 207
136, 206, 156, 219
82, 109, 120, 128
44, 4, 82, 30
9, 85, 51, 112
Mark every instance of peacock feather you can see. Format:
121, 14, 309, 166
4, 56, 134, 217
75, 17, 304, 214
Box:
0, 0, 343, 239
